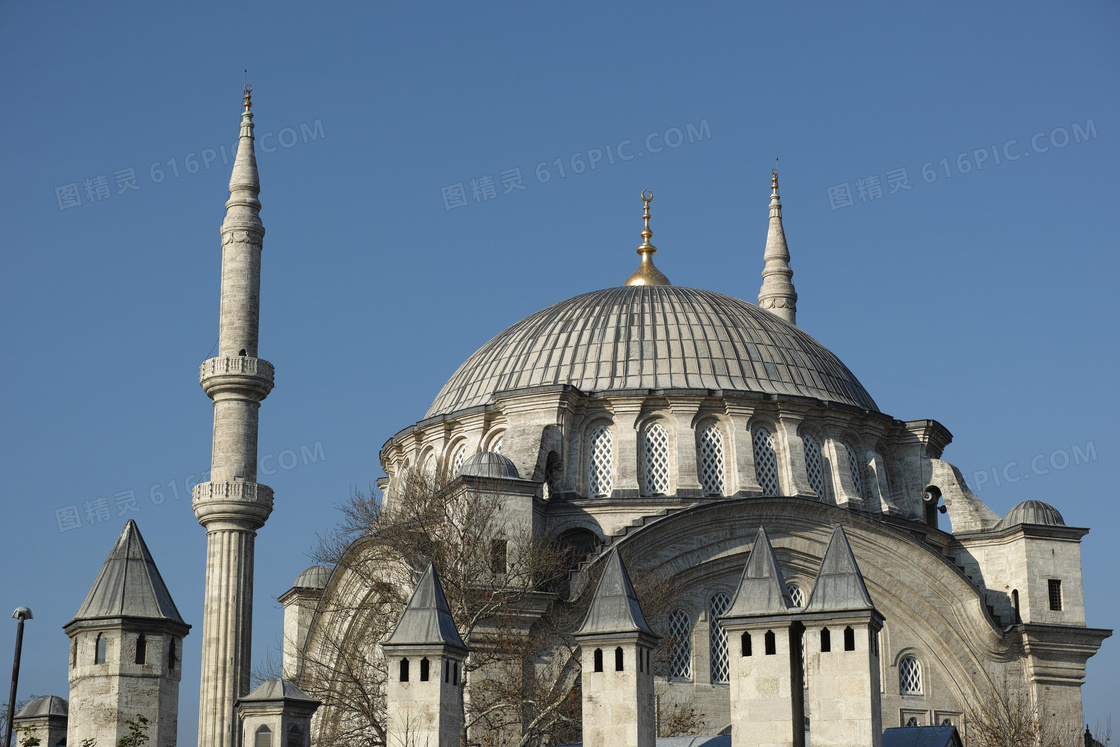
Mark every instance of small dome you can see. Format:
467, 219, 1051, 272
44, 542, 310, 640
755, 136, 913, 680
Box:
999, 500, 1066, 528
460, 451, 520, 479
292, 564, 332, 590
15, 695, 68, 719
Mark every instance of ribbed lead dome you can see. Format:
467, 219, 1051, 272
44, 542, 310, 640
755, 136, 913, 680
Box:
427, 286, 877, 418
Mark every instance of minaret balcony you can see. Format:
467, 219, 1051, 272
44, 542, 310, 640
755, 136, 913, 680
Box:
192, 480, 274, 528
199, 356, 275, 398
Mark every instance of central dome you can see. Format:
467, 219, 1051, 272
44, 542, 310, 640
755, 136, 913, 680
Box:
427, 286, 877, 418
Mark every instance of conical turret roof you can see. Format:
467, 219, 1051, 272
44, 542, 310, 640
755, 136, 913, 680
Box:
725, 527, 793, 617
576, 548, 657, 638
69, 520, 186, 625
384, 564, 466, 651
804, 525, 875, 612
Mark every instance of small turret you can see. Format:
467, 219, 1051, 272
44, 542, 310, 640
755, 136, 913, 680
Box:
574, 549, 659, 747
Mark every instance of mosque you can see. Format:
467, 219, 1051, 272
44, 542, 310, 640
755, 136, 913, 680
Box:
11, 92, 1111, 747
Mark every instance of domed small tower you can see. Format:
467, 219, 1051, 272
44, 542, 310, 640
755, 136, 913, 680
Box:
279, 565, 332, 679
13, 695, 68, 747
64, 521, 190, 747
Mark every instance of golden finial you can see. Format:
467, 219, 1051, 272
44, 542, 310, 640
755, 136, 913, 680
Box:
772, 158, 779, 192
625, 189, 671, 286
243, 78, 253, 111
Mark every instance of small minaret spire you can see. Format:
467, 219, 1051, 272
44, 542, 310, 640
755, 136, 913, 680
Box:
625, 190, 671, 286
757, 167, 798, 325
193, 84, 275, 747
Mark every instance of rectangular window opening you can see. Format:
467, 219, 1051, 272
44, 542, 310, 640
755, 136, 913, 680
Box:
1048, 579, 1063, 611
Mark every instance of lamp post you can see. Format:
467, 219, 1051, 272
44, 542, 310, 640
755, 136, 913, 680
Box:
4, 607, 32, 747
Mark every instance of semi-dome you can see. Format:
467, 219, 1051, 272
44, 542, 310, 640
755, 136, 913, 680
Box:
292, 564, 333, 590
427, 285, 877, 418
998, 500, 1066, 528
460, 451, 520, 479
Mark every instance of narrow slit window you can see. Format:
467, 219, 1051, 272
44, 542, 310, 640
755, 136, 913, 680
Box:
615, 646, 624, 671
741, 632, 752, 657
95, 633, 107, 665
420, 657, 430, 681
820, 628, 831, 652
399, 658, 410, 682
593, 648, 603, 672
844, 626, 855, 651
135, 634, 146, 665
490, 539, 508, 574
764, 630, 777, 656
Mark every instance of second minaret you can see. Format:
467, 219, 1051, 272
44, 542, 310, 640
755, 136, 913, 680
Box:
192, 86, 275, 747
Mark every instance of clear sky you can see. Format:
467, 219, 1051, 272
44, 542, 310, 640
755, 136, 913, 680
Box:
2, 1, 1117, 740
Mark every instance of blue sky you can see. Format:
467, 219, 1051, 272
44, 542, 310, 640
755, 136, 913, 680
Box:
2, 1, 1117, 739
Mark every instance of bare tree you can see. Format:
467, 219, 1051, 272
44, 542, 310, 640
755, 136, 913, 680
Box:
294, 464, 679, 747
965, 669, 1102, 747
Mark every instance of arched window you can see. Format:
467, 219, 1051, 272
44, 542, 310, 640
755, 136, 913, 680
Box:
906, 717, 919, 727
255, 725, 272, 747
640, 422, 670, 496
788, 584, 805, 608
451, 444, 468, 476
420, 657, 430, 681
803, 434, 826, 498
593, 648, 603, 672
698, 424, 725, 496
753, 426, 780, 495
899, 655, 923, 695
709, 593, 731, 684
94, 633, 107, 665
588, 425, 614, 498
399, 658, 410, 682
846, 444, 866, 500
135, 634, 146, 665
287, 725, 303, 747
820, 628, 831, 652
668, 609, 692, 679
741, 631, 752, 657
844, 626, 856, 651
764, 630, 777, 656
614, 646, 624, 671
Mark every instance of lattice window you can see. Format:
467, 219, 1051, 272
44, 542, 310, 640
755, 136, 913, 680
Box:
668, 609, 692, 680
753, 426, 780, 495
641, 423, 670, 496
788, 583, 805, 608
698, 424, 725, 496
1048, 579, 1063, 610
452, 444, 467, 475
589, 425, 614, 498
899, 655, 923, 695
804, 434, 825, 498
709, 593, 731, 683
846, 444, 865, 500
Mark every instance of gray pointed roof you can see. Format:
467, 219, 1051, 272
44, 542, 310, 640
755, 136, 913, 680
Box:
383, 564, 466, 651
805, 525, 875, 612
725, 527, 793, 617
70, 520, 185, 625
240, 678, 319, 704
576, 549, 656, 638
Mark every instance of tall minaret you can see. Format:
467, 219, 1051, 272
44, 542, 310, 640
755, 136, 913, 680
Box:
757, 168, 797, 325
191, 84, 275, 747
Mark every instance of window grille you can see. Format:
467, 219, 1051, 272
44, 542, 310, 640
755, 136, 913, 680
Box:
804, 435, 825, 498
641, 423, 670, 495
589, 426, 614, 497
1048, 579, 1063, 610
899, 656, 922, 695
698, 425, 725, 496
668, 609, 692, 679
709, 593, 731, 683
788, 584, 805, 608
846, 444, 865, 500
452, 444, 467, 476
753, 427, 780, 495
906, 717, 919, 727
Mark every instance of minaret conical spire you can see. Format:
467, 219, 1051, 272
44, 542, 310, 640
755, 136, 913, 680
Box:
757, 168, 798, 325
193, 84, 275, 747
